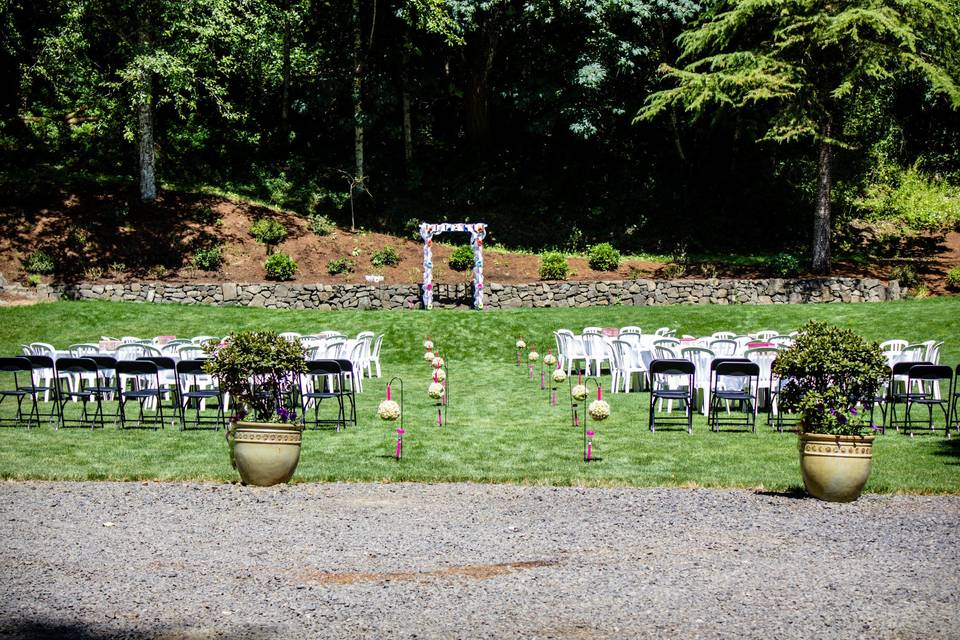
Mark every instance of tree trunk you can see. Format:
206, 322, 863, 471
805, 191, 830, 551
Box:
280, 0, 291, 150
401, 31, 413, 172
136, 17, 156, 203
463, 19, 498, 155
812, 122, 833, 274
352, 0, 364, 189
137, 77, 156, 202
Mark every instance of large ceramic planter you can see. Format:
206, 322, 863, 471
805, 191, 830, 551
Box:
229, 421, 303, 487
798, 432, 875, 502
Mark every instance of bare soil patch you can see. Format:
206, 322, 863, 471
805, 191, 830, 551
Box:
1, 186, 956, 290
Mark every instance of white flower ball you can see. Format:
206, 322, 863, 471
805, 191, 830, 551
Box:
423, 339, 434, 350
552, 368, 567, 383
432, 356, 445, 369
424, 351, 435, 361
377, 400, 401, 421
516, 339, 526, 349
543, 353, 557, 366
428, 382, 445, 399
433, 368, 446, 382
588, 399, 610, 421
571, 384, 587, 401
528, 351, 540, 362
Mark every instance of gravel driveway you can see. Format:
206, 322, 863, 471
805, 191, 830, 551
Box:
1, 481, 958, 640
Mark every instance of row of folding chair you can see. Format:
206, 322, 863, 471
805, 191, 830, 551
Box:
647, 358, 762, 434
877, 362, 959, 436
0, 355, 367, 433
0, 356, 226, 431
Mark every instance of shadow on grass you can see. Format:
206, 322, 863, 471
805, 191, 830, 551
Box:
933, 436, 960, 464
1, 620, 279, 640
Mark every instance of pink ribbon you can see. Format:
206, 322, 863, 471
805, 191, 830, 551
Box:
437, 408, 443, 427
386, 384, 391, 401
540, 370, 545, 390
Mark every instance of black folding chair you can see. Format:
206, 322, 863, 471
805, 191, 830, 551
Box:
0, 357, 43, 428
175, 359, 225, 430
888, 361, 931, 432
87, 355, 119, 401
708, 360, 760, 433
53, 357, 108, 429
300, 360, 346, 431
116, 360, 170, 429
648, 359, 695, 434
903, 364, 953, 436
950, 364, 960, 434
864, 365, 893, 434
138, 356, 177, 408
20, 355, 58, 426
334, 358, 358, 426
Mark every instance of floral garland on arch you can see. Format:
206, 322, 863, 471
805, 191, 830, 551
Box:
420, 222, 487, 310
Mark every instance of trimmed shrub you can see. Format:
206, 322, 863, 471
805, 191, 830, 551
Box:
307, 213, 335, 236
946, 266, 960, 290
587, 243, 620, 271
371, 246, 401, 267
770, 252, 801, 277
772, 321, 887, 436
891, 264, 920, 288
23, 249, 55, 275
191, 245, 222, 271
264, 252, 297, 281
327, 257, 354, 275
250, 218, 288, 246
448, 245, 474, 272
538, 251, 569, 280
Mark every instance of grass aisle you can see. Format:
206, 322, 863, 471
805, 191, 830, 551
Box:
0, 299, 957, 492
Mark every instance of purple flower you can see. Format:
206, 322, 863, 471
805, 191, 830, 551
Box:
277, 406, 296, 423
849, 406, 858, 416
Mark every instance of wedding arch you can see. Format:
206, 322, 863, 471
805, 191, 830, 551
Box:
419, 222, 487, 310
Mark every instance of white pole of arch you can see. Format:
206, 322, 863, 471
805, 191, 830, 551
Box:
420, 223, 434, 309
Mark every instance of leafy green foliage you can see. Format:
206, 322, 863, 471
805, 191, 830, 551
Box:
370, 246, 401, 268
588, 243, 621, 272
25, 274, 43, 287
891, 264, 920, 288
946, 267, 960, 289
448, 245, 474, 272
202, 330, 306, 423
538, 251, 569, 280
772, 321, 888, 436
249, 218, 288, 246
264, 252, 297, 281
191, 245, 222, 271
770, 252, 801, 277
639, 0, 960, 144
307, 213, 336, 236
22, 250, 55, 275
856, 163, 960, 232
326, 258, 354, 276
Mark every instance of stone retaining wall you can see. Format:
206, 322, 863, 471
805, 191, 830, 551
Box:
1, 277, 902, 309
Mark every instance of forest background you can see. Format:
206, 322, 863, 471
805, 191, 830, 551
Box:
2, 0, 959, 274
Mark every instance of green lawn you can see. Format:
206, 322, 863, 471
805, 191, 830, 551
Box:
0, 298, 957, 492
